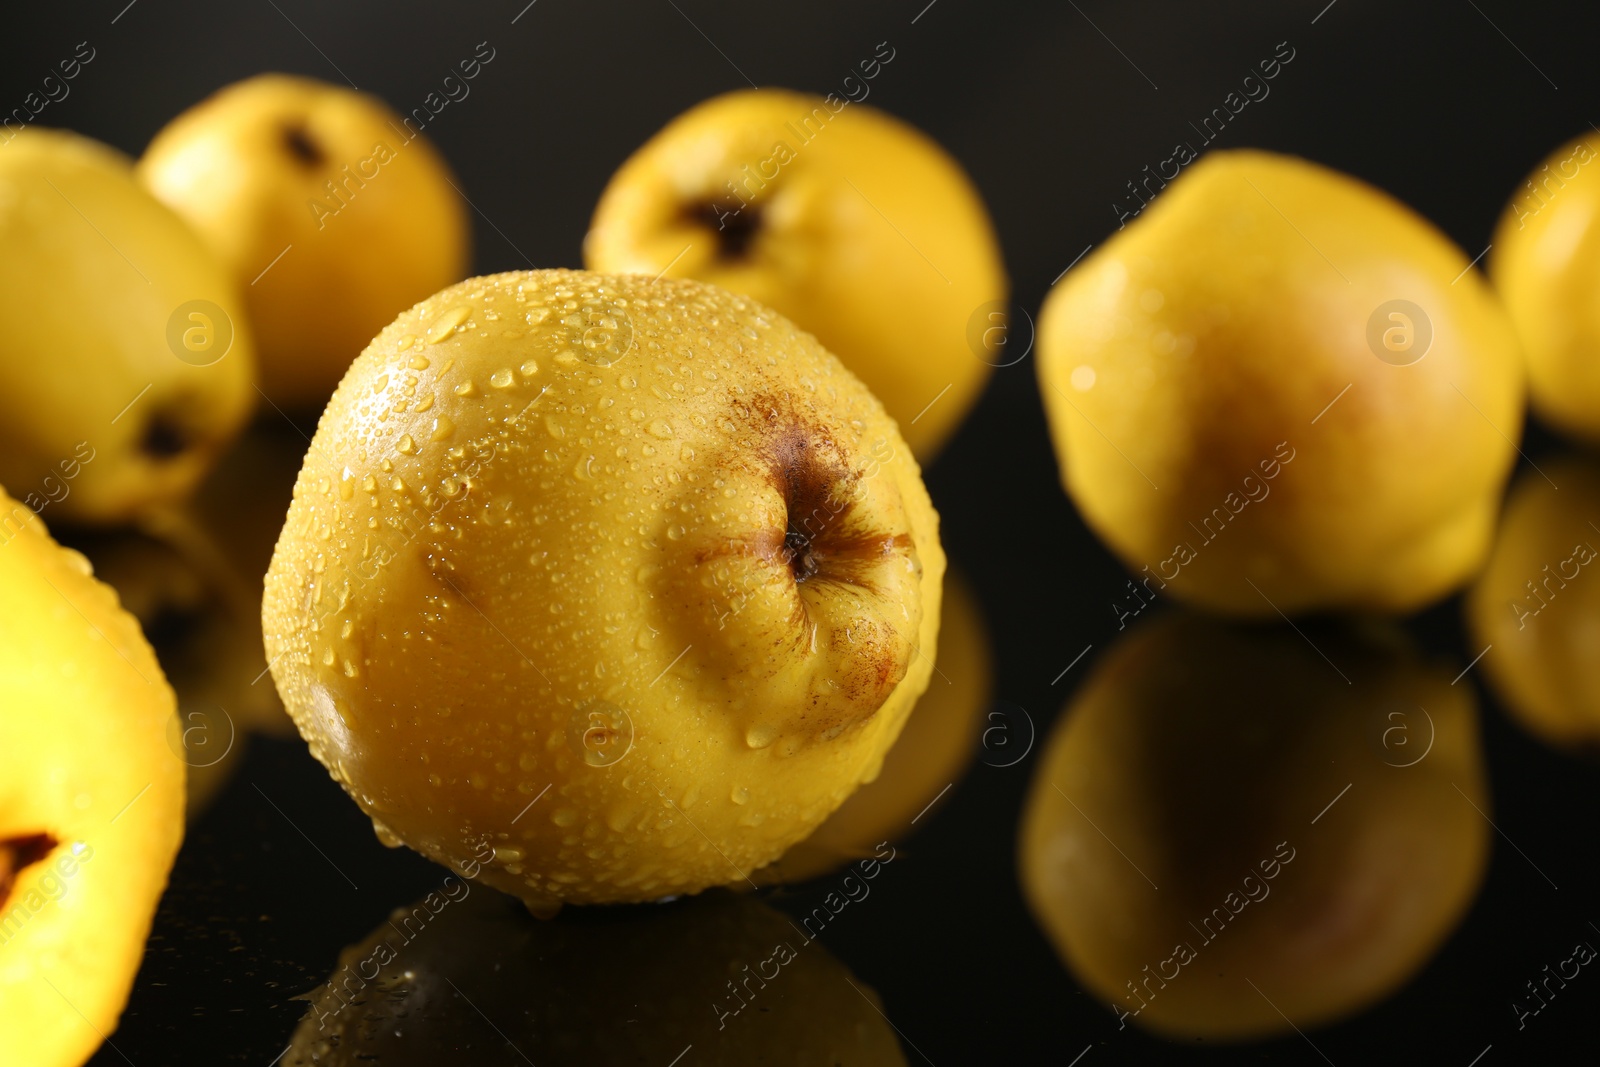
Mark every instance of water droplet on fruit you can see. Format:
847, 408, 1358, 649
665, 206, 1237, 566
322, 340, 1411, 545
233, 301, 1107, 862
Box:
371, 818, 404, 848
730, 784, 749, 805
490, 368, 515, 389
745, 724, 778, 749
427, 305, 471, 343
569, 701, 634, 766
396, 434, 418, 455
431, 416, 455, 441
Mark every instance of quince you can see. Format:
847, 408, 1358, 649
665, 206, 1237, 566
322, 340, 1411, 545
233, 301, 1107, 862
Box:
0, 492, 184, 1066
1038, 150, 1524, 615
140, 74, 469, 411
0, 128, 254, 524
1492, 133, 1600, 440
262, 270, 944, 909
586, 88, 1007, 460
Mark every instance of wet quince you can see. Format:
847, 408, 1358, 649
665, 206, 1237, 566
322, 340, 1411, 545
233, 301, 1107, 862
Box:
262, 270, 944, 909
1038, 150, 1524, 615
0, 493, 184, 1066
1019, 612, 1489, 1040
140, 74, 470, 411
585, 88, 1008, 460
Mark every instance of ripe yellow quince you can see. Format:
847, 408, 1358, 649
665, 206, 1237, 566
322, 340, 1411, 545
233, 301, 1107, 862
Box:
1466, 454, 1600, 749
585, 88, 1007, 460
262, 270, 944, 909
1492, 133, 1600, 440
1039, 150, 1524, 615
0, 493, 184, 1067
140, 74, 470, 411
1019, 613, 1488, 1040
0, 129, 254, 525
284, 888, 906, 1065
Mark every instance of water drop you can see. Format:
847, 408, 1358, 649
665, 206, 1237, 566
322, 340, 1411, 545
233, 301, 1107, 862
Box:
427, 305, 471, 343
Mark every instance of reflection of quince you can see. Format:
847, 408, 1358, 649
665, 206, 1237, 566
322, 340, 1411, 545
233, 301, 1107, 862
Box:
58, 522, 266, 818
184, 420, 311, 740
757, 567, 990, 884
1019, 613, 1489, 1041
0, 492, 184, 1067
284, 887, 906, 1066
1466, 455, 1600, 749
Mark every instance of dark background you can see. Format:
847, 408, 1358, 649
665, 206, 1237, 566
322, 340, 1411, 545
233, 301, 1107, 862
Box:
9, 0, 1600, 1062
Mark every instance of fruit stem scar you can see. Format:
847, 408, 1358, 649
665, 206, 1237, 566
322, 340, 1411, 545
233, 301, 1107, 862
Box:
685, 198, 762, 260
0, 832, 59, 911
282, 122, 326, 166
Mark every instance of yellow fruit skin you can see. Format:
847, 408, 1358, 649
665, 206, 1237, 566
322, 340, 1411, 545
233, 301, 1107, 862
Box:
1019, 614, 1488, 1041
1491, 134, 1600, 441
139, 74, 470, 410
585, 88, 1007, 460
1039, 150, 1525, 615
756, 566, 989, 884
262, 270, 944, 908
0, 495, 184, 1067
284, 889, 907, 1066
0, 129, 255, 524
1466, 454, 1600, 748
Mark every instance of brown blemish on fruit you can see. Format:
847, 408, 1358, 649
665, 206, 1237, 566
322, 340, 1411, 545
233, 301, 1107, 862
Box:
0, 832, 58, 911
282, 122, 326, 167
679, 393, 919, 741
140, 407, 190, 460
